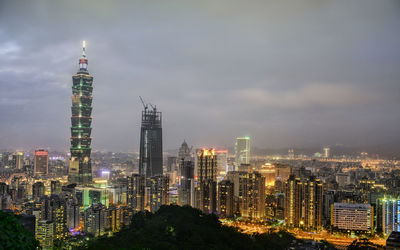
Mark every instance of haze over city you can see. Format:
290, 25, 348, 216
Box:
0, 0, 399, 152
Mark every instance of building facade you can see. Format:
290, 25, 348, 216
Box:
196, 148, 217, 214
235, 137, 250, 167
139, 103, 163, 179
68, 41, 93, 185
331, 203, 373, 232
34, 149, 48, 176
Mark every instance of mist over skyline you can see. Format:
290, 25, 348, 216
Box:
0, 0, 399, 152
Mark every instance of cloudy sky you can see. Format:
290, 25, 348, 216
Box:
0, 0, 399, 152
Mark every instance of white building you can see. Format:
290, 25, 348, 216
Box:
331, 203, 373, 232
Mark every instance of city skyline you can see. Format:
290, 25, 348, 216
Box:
0, 1, 400, 152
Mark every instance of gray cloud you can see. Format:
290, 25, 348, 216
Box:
0, 0, 399, 152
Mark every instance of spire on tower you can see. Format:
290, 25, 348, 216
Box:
82, 40, 87, 58
79, 41, 88, 71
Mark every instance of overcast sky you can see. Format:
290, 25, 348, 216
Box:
0, 0, 399, 152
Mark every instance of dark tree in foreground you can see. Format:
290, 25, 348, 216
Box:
348, 238, 384, 250
0, 211, 39, 250
85, 205, 297, 250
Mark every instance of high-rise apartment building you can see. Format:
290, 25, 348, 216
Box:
139, 101, 163, 179
34, 150, 48, 176
68, 41, 93, 185
381, 197, 400, 235
235, 137, 250, 167
127, 174, 145, 212
196, 148, 217, 214
218, 180, 234, 218
303, 176, 323, 230
36, 220, 55, 249
84, 203, 106, 237
239, 172, 265, 220
285, 175, 303, 227
149, 175, 169, 212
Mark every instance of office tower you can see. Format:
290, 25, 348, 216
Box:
196, 148, 217, 214
239, 172, 266, 220
68, 41, 94, 185
127, 174, 145, 212
235, 137, 250, 167
32, 182, 45, 201
51, 180, 62, 195
149, 175, 169, 212
178, 159, 194, 206
139, 99, 163, 179
36, 220, 55, 249
215, 149, 228, 174
285, 175, 303, 227
177, 141, 194, 206
381, 197, 400, 235
13, 152, 23, 170
217, 180, 234, 218
331, 203, 373, 232
84, 203, 106, 237
178, 140, 192, 161
303, 176, 323, 230
323, 147, 330, 158
34, 149, 48, 176
260, 163, 276, 186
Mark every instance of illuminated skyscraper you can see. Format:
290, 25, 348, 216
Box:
303, 176, 323, 230
239, 172, 266, 220
284, 175, 303, 227
13, 152, 23, 170
177, 141, 194, 206
235, 137, 250, 167
381, 197, 400, 235
36, 220, 54, 249
139, 99, 163, 179
196, 148, 217, 214
68, 41, 93, 185
149, 175, 169, 212
127, 174, 145, 212
323, 147, 330, 158
217, 180, 234, 218
34, 149, 48, 176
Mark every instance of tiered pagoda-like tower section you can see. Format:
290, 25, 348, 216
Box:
68, 41, 93, 185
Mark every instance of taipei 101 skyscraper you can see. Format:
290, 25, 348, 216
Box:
68, 41, 93, 185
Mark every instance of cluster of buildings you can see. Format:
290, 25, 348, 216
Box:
2, 42, 400, 250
